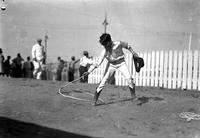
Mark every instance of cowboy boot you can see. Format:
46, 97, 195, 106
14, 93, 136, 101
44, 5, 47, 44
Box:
129, 84, 136, 99
93, 90, 102, 106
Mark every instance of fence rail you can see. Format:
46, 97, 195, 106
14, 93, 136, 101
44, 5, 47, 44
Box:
88, 50, 200, 91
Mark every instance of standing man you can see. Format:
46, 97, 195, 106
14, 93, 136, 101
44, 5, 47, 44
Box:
4, 55, 11, 77
68, 56, 79, 82
23, 56, 34, 78
0, 48, 4, 76
55, 56, 64, 81
32, 38, 45, 80
12, 53, 24, 78
79, 51, 93, 83
89, 33, 140, 106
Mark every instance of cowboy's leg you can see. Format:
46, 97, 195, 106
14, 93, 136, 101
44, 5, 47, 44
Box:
96, 65, 115, 92
118, 63, 136, 98
94, 65, 115, 105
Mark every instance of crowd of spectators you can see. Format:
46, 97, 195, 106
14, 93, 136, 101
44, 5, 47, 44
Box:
0, 48, 94, 83
0, 48, 34, 78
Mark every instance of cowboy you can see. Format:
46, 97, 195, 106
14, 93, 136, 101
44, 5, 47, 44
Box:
90, 33, 141, 106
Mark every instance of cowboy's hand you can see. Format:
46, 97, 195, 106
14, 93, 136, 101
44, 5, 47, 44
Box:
33, 58, 37, 62
83, 72, 89, 76
93, 63, 98, 68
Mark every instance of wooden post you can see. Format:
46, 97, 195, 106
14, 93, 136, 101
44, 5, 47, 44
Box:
168, 50, 173, 89
188, 32, 192, 50
193, 50, 198, 90
102, 11, 108, 33
44, 33, 48, 64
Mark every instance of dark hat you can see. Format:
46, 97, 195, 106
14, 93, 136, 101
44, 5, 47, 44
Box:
71, 56, 75, 60
83, 51, 88, 56
99, 33, 111, 45
37, 38, 42, 43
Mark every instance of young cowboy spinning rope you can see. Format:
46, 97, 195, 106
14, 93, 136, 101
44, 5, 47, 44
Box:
88, 33, 142, 106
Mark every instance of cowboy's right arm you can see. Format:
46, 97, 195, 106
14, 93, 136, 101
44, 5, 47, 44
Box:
87, 49, 106, 73
96, 49, 106, 67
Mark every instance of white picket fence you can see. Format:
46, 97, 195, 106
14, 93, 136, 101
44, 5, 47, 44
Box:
88, 50, 200, 91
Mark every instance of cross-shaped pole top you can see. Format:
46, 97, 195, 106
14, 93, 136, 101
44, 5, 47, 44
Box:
102, 11, 108, 33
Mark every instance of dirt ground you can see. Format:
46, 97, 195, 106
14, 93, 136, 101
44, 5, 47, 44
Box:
0, 77, 200, 138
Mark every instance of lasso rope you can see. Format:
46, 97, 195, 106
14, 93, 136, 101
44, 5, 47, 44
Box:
58, 88, 95, 102
179, 112, 200, 121
58, 68, 104, 103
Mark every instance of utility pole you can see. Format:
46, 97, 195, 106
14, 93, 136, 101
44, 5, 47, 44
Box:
42, 31, 48, 80
44, 31, 48, 64
102, 11, 108, 33
188, 32, 192, 51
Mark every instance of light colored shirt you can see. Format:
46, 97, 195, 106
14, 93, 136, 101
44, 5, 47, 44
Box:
32, 43, 44, 61
79, 56, 93, 67
97, 41, 129, 66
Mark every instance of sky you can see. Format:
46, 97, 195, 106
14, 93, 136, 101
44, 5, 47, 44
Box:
0, 0, 200, 62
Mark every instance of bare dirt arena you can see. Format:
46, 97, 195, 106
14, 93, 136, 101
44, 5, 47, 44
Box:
0, 77, 200, 138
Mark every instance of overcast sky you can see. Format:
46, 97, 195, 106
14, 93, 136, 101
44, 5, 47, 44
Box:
0, 0, 200, 62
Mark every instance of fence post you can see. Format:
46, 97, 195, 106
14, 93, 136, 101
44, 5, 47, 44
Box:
150, 51, 155, 87
193, 50, 198, 90
187, 50, 193, 90
155, 51, 159, 87
163, 51, 169, 88
143, 52, 147, 86
168, 50, 173, 89
147, 52, 151, 86
159, 51, 164, 87
177, 51, 183, 89
182, 50, 188, 89
198, 51, 200, 91
172, 50, 178, 89
139, 53, 144, 86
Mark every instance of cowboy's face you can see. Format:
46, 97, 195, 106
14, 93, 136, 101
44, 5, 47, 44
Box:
101, 40, 112, 47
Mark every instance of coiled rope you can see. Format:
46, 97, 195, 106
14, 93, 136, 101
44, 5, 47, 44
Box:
179, 112, 200, 121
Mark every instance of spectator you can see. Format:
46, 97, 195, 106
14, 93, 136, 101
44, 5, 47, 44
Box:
68, 56, 79, 82
90, 33, 139, 105
32, 38, 45, 79
79, 51, 93, 83
12, 53, 24, 78
55, 57, 64, 81
61, 62, 68, 81
10, 60, 16, 77
23, 56, 34, 78
4, 55, 11, 77
0, 48, 4, 76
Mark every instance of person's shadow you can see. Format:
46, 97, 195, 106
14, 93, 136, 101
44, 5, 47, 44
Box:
136, 96, 164, 106
97, 96, 164, 106
0, 117, 97, 138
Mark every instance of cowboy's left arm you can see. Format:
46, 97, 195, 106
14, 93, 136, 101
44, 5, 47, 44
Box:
121, 41, 139, 57
128, 45, 139, 58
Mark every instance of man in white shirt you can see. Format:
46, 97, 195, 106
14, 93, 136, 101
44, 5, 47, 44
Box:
32, 38, 45, 79
79, 51, 93, 83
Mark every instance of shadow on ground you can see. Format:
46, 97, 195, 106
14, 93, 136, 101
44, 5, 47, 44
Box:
97, 96, 164, 106
137, 96, 164, 106
0, 117, 96, 138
